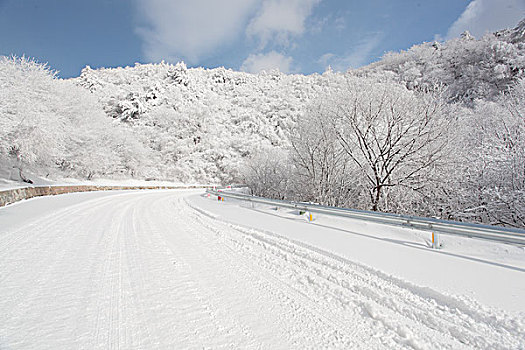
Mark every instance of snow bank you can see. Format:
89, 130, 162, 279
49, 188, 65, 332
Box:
0, 184, 207, 207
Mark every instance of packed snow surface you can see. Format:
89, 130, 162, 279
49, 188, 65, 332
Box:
192, 194, 525, 313
1, 189, 524, 349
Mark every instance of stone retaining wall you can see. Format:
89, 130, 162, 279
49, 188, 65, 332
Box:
0, 185, 205, 207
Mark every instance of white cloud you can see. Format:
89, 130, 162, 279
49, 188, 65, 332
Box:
241, 51, 293, 73
334, 16, 346, 31
446, 0, 525, 39
135, 0, 323, 68
246, 0, 321, 49
135, 0, 259, 63
308, 16, 329, 34
318, 33, 383, 72
318, 53, 335, 68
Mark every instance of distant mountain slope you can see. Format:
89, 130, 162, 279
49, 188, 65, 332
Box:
69, 19, 525, 183
74, 63, 348, 182
356, 19, 525, 103
2, 19, 524, 186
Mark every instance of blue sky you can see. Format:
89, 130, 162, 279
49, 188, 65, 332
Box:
0, 0, 523, 78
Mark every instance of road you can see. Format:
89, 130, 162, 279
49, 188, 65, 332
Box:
0, 189, 523, 349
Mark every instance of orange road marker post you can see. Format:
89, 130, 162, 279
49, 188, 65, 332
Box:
432, 232, 440, 249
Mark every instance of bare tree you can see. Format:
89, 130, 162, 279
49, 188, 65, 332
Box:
325, 81, 450, 211
453, 79, 525, 226
241, 148, 291, 199
290, 102, 361, 207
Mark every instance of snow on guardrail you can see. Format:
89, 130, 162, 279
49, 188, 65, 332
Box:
206, 189, 525, 247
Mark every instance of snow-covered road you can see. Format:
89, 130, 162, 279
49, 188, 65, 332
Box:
1, 189, 524, 349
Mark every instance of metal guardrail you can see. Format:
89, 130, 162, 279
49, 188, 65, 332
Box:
206, 189, 525, 246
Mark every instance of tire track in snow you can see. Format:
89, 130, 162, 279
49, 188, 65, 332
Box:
141, 212, 237, 347
176, 197, 382, 348
184, 196, 525, 349
0, 193, 137, 349
149, 195, 356, 348
183, 199, 409, 348
1, 190, 523, 349
142, 197, 280, 348
0, 193, 128, 257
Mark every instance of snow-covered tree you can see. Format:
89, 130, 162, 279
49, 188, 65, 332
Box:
2, 18, 525, 228
358, 19, 525, 103
447, 79, 525, 226
295, 79, 450, 212
289, 101, 359, 207
0, 56, 145, 182
241, 147, 292, 199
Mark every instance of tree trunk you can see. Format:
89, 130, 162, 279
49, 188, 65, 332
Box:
371, 185, 381, 211
18, 167, 33, 184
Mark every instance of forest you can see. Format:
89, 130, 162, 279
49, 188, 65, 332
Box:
1, 19, 524, 227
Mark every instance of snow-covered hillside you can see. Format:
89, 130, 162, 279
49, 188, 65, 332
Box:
69, 19, 525, 187
1, 20, 524, 227
75, 63, 349, 182
0, 56, 153, 184
357, 19, 525, 102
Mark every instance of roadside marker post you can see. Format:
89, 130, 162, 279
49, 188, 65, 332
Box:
432, 232, 440, 249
